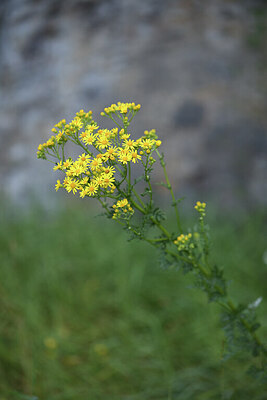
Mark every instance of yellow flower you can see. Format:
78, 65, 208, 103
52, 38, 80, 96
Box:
102, 166, 116, 175
54, 119, 66, 129
110, 128, 118, 138
112, 198, 134, 220
102, 147, 118, 161
80, 132, 95, 146
117, 149, 132, 164
86, 123, 99, 134
90, 157, 103, 171
56, 131, 64, 142
79, 187, 88, 198
98, 128, 116, 139
64, 178, 81, 194
144, 129, 157, 139
69, 116, 83, 131
121, 133, 131, 140
92, 174, 102, 187
140, 138, 154, 150
130, 151, 141, 163
103, 102, 141, 115
194, 201, 206, 215
96, 135, 110, 150
174, 233, 193, 251
46, 138, 55, 148
79, 177, 88, 186
100, 173, 115, 188
65, 170, 73, 177
69, 163, 87, 177
123, 138, 136, 150
109, 184, 116, 194
117, 198, 128, 208
78, 153, 91, 164
62, 159, 73, 169
55, 180, 62, 191
53, 161, 63, 171
87, 182, 98, 196
120, 104, 128, 113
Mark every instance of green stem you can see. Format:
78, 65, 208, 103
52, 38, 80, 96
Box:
147, 179, 153, 204
145, 237, 169, 243
156, 149, 182, 233
129, 198, 145, 214
150, 217, 172, 239
132, 187, 146, 208
98, 198, 109, 213
165, 249, 210, 277
127, 161, 131, 195
62, 143, 65, 162
46, 152, 58, 159
109, 114, 122, 129
128, 195, 172, 239
54, 146, 61, 161
71, 137, 93, 157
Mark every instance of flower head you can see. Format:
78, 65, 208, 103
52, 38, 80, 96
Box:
64, 178, 81, 194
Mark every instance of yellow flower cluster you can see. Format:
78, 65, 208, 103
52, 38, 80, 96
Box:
194, 201, 206, 216
37, 137, 56, 151
101, 102, 141, 115
112, 198, 134, 220
54, 154, 116, 197
37, 102, 162, 202
37, 111, 93, 158
174, 233, 195, 252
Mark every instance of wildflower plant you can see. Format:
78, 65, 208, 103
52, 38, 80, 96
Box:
37, 102, 267, 381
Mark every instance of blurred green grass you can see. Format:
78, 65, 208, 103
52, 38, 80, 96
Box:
0, 203, 267, 399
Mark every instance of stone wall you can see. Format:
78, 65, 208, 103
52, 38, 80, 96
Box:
0, 0, 266, 208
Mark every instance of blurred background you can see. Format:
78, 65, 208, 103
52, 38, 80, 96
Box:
0, 0, 267, 399
0, 0, 267, 207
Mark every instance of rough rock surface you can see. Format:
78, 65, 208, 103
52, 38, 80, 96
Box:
0, 0, 266, 208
